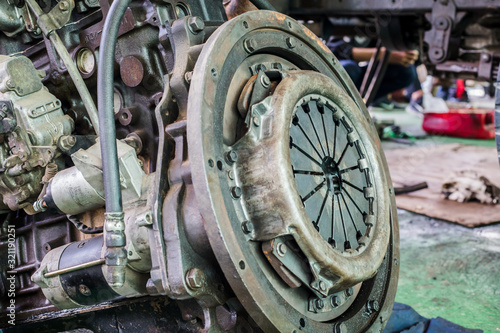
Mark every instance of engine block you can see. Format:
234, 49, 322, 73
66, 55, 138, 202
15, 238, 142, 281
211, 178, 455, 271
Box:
0, 1, 399, 332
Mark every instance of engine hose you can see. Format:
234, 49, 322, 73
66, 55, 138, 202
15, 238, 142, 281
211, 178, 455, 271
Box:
249, 0, 276, 11
97, 0, 131, 288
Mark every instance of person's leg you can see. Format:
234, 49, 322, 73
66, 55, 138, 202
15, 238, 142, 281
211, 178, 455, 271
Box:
340, 60, 364, 89
374, 64, 417, 100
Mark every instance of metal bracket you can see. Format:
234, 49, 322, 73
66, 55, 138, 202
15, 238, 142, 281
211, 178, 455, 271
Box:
27, 0, 75, 35
424, 0, 465, 64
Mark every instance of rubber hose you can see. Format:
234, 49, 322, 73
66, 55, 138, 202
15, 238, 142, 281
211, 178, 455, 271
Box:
97, 0, 131, 213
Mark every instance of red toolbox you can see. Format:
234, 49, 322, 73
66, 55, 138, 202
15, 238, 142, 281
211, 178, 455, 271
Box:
422, 109, 495, 140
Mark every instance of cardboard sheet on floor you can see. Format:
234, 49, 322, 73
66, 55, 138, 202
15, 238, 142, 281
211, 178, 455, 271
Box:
384, 143, 500, 227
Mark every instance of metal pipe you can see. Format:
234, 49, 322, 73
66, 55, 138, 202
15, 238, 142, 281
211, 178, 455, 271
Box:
49, 33, 100, 132
249, 0, 276, 11
44, 259, 105, 278
97, 0, 131, 288
25, 0, 100, 133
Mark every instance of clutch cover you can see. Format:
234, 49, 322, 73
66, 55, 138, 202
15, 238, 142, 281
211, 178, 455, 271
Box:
188, 10, 399, 333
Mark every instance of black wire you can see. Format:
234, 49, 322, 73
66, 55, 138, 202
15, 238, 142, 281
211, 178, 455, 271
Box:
67, 215, 103, 235
249, 0, 276, 11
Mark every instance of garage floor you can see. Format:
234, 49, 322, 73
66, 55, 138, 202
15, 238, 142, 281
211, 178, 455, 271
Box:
374, 109, 500, 332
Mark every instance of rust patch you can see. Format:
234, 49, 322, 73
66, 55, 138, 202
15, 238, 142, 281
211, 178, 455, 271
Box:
120, 56, 144, 88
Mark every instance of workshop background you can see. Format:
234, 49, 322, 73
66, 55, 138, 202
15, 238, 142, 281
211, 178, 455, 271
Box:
271, 0, 500, 331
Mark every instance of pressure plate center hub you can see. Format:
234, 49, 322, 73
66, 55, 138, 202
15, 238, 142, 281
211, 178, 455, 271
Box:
322, 156, 342, 194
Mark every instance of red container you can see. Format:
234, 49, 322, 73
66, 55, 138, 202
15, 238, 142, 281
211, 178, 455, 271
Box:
422, 108, 495, 140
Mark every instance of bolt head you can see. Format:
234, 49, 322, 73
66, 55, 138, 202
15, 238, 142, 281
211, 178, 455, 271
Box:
59, 0, 70, 11
319, 281, 327, 292
252, 116, 260, 127
244, 38, 257, 53
331, 296, 340, 307
366, 300, 379, 314
184, 71, 193, 84
315, 298, 324, 309
286, 37, 296, 49
481, 53, 492, 63
186, 268, 205, 289
345, 287, 353, 297
189, 16, 205, 33
276, 242, 287, 257
79, 284, 91, 296
260, 75, 271, 88
242, 221, 254, 234
231, 186, 242, 199
60, 135, 77, 150
226, 150, 238, 164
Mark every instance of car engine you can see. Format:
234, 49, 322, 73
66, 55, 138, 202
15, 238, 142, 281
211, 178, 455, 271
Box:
0, 1, 398, 332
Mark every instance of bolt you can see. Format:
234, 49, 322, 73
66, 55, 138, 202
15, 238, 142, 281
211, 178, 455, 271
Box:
315, 298, 324, 310
331, 296, 340, 307
59, 135, 77, 150
185, 268, 205, 289
188, 16, 205, 33
366, 300, 380, 315
227, 170, 235, 180
481, 53, 492, 63
241, 221, 254, 234
6, 80, 15, 90
252, 116, 260, 127
435, 16, 449, 30
79, 284, 91, 296
184, 71, 193, 84
59, 0, 70, 11
345, 287, 353, 297
276, 242, 287, 257
286, 37, 296, 49
319, 281, 327, 292
260, 75, 271, 88
231, 186, 242, 199
243, 38, 257, 53
225, 150, 238, 164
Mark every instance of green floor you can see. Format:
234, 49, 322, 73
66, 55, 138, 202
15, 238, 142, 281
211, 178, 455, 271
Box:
373, 109, 500, 332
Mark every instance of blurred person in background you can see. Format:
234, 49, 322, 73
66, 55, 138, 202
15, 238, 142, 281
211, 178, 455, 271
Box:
327, 37, 420, 110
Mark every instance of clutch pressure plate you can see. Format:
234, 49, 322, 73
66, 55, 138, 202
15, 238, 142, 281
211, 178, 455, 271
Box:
188, 10, 399, 333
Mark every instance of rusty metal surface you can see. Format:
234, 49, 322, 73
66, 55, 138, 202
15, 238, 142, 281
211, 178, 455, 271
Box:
188, 9, 398, 332
0, 2, 400, 332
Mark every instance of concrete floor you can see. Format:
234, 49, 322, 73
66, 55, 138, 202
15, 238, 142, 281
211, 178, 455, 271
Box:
373, 108, 500, 332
